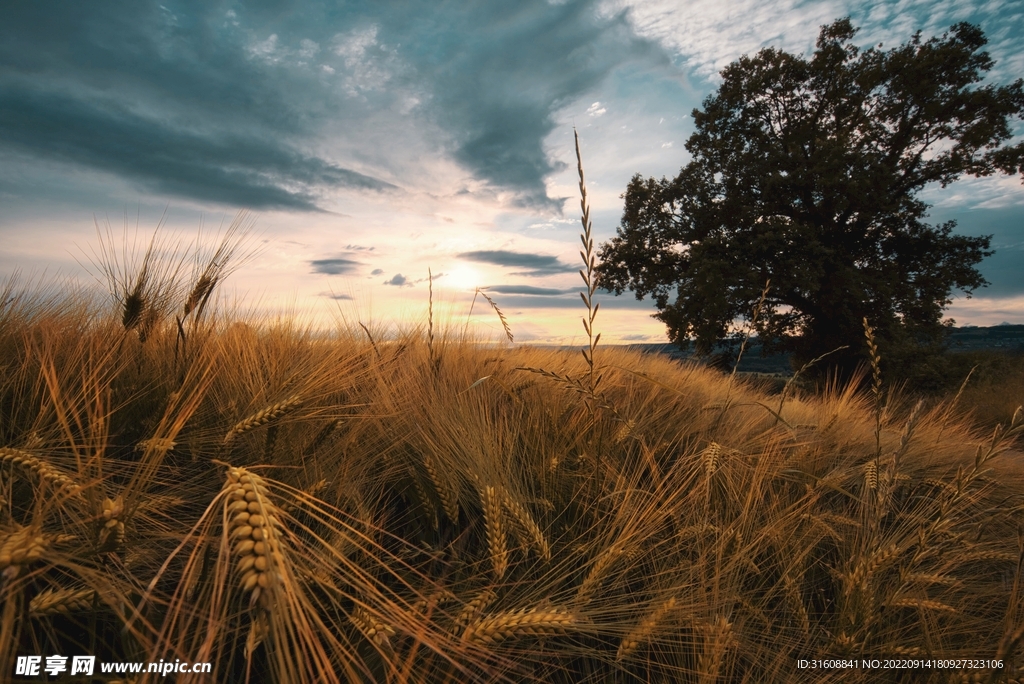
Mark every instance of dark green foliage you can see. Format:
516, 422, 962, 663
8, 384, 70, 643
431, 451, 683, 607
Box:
597, 18, 1024, 379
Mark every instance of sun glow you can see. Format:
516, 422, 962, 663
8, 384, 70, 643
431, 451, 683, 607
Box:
444, 263, 482, 292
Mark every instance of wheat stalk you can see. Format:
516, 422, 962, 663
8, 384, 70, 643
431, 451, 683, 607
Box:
356, 321, 380, 360
863, 318, 884, 465
617, 596, 676, 661
730, 279, 770, 380
574, 128, 601, 401
775, 345, 849, 423
223, 467, 286, 609
427, 268, 440, 375
223, 395, 302, 448
464, 606, 575, 643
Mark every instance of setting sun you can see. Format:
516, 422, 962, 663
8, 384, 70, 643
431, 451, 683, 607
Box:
443, 263, 482, 292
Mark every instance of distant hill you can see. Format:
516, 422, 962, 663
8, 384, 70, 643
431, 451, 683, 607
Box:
606, 324, 1024, 376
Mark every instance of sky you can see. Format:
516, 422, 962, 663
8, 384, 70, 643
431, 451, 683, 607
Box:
2, 0, 1023, 344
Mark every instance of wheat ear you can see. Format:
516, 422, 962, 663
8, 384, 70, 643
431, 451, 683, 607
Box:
223, 395, 302, 448
423, 454, 459, 523
223, 467, 286, 609
1, 447, 82, 496
702, 442, 722, 479
577, 542, 629, 605
245, 612, 269, 659
887, 598, 956, 613
0, 526, 49, 580
407, 466, 438, 531
698, 616, 736, 682
478, 290, 513, 343
350, 605, 396, 652
97, 495, 125, 551
464, 606, 576, 643
617, 596, 676, 661
29, 588, 98, 617
455, 587, 497, 630
501, 488, 550, 561
482, 485, 508, 579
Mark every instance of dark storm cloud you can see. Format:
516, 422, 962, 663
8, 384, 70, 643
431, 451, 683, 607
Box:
310, 256, 364, 275
483, 285, 573, 296
0, 0, 665, 211
458, 250, 576, 276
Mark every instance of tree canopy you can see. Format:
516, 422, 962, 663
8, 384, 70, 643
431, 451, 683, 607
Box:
597, 18, 1024, 379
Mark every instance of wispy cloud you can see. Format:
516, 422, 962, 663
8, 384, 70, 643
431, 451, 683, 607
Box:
458, 250, 576, 276
483, 285, 575, 295
608, 0, 1024, 83
310, 256, 363, 275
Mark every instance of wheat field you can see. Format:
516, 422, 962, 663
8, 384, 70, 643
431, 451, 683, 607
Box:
2, 141, 1023, 683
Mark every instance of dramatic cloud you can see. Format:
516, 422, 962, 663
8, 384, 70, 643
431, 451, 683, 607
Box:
310, 256, 363, 275
0, 0, 664, 213
458, 250, 576, 276
378, 0, 665, 210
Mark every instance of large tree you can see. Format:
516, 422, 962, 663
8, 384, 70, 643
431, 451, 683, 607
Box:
597, 19, 1024, 377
